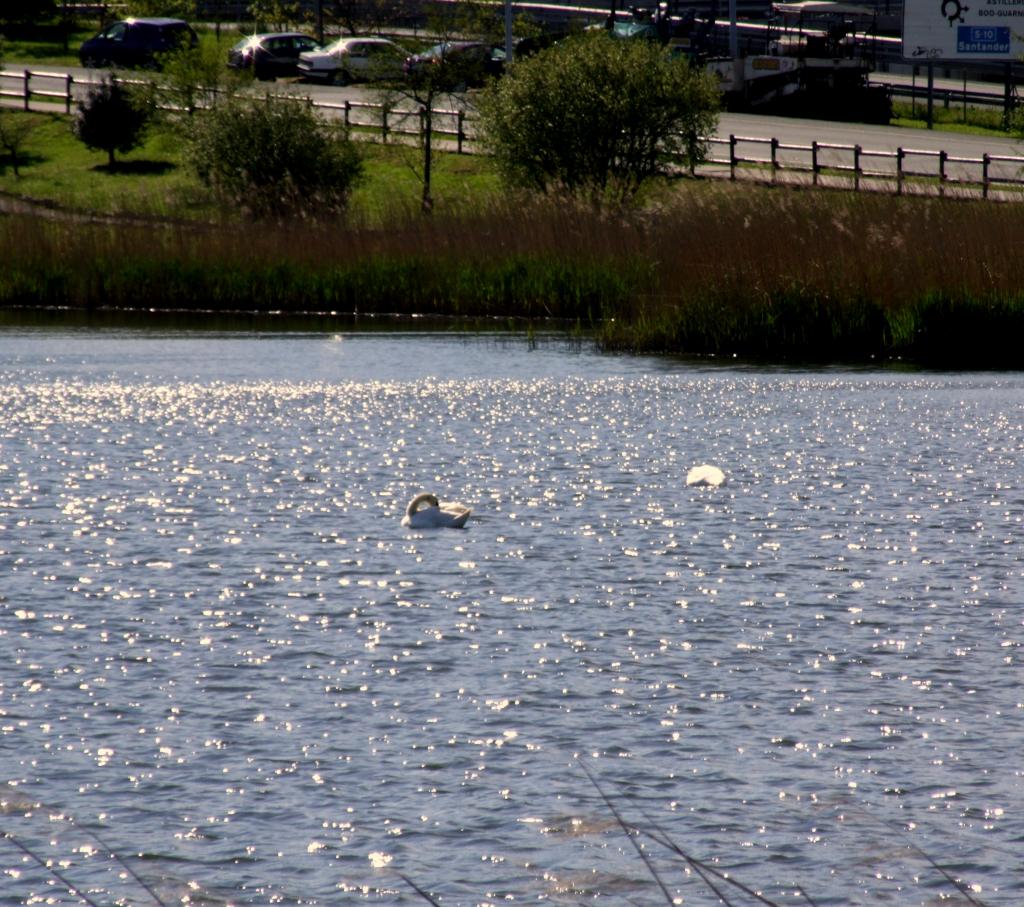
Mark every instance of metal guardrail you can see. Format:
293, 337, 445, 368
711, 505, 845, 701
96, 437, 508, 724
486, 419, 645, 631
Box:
3, 66, 1024, 200
877, 80, 1016, 112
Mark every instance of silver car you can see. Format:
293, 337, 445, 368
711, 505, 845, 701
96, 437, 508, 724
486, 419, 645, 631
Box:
298, 36, 405, 85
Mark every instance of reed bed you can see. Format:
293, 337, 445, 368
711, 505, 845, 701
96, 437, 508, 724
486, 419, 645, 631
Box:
4, 183, 1024, 366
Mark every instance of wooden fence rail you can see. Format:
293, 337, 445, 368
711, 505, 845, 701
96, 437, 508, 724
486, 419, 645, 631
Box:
3, 66, 1024, 200
710, 133, 1024, 199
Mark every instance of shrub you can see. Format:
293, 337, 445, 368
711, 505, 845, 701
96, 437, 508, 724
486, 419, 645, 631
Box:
71, 77, 150, 168
0, 0, 56, 25
157, 36, 247, 117
0, 110, 43, 177
477, 32, 720, 204
186, 96, 364, 219
122, 0, 196, 16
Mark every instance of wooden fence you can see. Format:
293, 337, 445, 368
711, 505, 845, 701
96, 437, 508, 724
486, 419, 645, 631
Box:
0, 68, 78, 115
712, 133, 1024, 199
3, 66, 1024, 200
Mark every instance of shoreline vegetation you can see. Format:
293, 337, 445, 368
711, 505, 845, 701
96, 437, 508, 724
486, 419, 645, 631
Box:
4, 181, 1024, 368
2, 108, 1024, 367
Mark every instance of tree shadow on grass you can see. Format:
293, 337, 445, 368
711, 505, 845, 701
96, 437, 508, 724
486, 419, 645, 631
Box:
0, 152, 47, 175
92, 160, 177, 176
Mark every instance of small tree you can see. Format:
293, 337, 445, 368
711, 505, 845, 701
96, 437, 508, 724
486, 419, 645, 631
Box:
72, 77, 150, 169
0, 0, 56, 25
478, 32, 720, 204
186, 96, 363, 219
378, 35, 496, 212
157, 36, 247, 117
0, 111, 42, 178
248, 0, 306, 32
122, 0, 197, 18
322, 0, 418, 37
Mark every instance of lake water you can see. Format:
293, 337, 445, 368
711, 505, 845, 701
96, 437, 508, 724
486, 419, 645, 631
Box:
1, 329, 1022, 907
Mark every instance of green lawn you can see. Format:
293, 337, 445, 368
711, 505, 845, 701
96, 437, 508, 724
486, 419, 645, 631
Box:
1, 27, 93, 68
890, 99, 1015, 137
0, 15, 136, 67
0, 18, 251, 68
0, 107, 503, 221
0, 110, 208, 216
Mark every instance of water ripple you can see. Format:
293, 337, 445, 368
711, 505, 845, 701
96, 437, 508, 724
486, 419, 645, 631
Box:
1, 337, 1022, 905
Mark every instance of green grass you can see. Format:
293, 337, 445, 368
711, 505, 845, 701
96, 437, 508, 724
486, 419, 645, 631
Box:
0, 19, 249, 69
5, 105, 1024, 367
0, 22, 95, 68
4, 177, 1024, 366
0, 110, 213, 217
890, 99, 1014, 136
0, 108, 503, 221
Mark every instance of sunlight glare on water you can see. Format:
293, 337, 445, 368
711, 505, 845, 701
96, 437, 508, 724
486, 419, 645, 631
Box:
0, 331, 1022, 906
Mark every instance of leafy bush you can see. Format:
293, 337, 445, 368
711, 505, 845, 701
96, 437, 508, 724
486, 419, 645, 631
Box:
0, 0, 56, 25
157, 36, 248, 117
478, 32, 720, 203
0, 110, 43, 177
122, 0, 196, 17
186, 96, 364, 219
71, 77, 150, 168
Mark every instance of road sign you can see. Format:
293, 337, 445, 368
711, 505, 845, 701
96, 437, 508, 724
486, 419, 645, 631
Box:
903, 0, 1024, 60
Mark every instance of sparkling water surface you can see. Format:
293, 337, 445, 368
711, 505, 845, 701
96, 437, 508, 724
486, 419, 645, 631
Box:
1, 330, 1022, 906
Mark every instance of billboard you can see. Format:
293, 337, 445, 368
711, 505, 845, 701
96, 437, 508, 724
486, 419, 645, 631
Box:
903, 0, 1024, 60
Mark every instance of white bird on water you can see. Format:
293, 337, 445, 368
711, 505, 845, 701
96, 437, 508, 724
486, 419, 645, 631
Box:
401, 492, 472, 529
686, 464, 726, 488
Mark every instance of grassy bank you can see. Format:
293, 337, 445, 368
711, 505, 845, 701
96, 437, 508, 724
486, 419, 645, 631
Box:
4, 185, 1024, 367
890, 99, 1016, 136
3, 108, 1024, 366
0, 110, 502, 221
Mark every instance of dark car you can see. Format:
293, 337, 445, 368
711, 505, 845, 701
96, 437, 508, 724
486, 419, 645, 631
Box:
228, 32, 320, 81
403, 41, 504, 88
79, 18, 198, 69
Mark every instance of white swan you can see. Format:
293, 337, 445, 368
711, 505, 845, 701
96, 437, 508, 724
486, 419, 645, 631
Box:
401, 492, 471, 529
686, 464, 726, 487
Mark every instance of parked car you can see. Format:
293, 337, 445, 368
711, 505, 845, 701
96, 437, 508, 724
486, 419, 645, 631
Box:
227, 32, 320, 81
78, 17, 198, 69
403, 41, 504, 88
298, 36, 405, 85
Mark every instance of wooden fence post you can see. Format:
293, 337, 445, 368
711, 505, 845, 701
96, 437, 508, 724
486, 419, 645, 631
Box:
23, 70, 31, 111
896, 147, 904, 196
65, 73, 74, 114
982, 153, 990, 199
381, 104, 389, 143
770, 136, 778, 183
729, 133, 737, 180
853, 144, 861, 192
939, 149, 947, 197
344, 99, 351, 128
811, 140, 819, 187
457, 109, 464, 154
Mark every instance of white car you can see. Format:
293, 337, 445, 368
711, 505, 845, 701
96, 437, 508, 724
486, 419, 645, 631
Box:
298, 36, 405, 85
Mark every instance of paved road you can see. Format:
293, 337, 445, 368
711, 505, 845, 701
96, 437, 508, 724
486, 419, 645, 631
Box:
4, 63, 1023, 193
718, 109, 1022, 157
6, 63, 1020, 156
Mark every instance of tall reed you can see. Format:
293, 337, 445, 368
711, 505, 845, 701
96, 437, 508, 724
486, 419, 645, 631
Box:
4, 184, 1024, 365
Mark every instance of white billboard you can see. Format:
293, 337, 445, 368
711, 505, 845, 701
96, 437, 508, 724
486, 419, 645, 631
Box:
903, 0, 1024, 61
